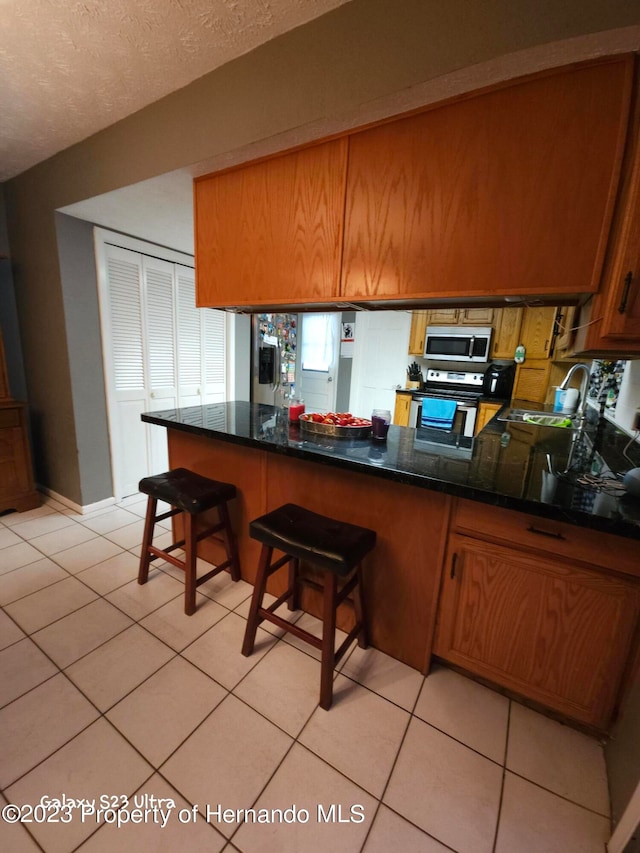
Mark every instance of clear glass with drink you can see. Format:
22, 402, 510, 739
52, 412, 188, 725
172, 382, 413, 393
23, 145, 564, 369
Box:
371, 409, 391, 440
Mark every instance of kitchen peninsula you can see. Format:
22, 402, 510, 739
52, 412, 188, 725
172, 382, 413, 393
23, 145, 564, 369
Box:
143, 402, 640, 731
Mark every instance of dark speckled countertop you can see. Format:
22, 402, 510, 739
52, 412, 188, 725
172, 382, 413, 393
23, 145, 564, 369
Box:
142, 401, 640, 540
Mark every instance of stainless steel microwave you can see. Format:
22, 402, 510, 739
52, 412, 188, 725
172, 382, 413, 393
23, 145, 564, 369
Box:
424, 326, 493, 363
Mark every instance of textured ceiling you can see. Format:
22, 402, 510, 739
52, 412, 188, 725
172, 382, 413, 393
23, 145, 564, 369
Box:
0, 0, 351, 181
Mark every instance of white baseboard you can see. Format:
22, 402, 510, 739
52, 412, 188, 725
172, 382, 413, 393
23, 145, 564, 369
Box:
38, 486, 116, 516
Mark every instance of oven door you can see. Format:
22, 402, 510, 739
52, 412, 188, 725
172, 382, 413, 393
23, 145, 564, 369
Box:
411, 396, 477, 437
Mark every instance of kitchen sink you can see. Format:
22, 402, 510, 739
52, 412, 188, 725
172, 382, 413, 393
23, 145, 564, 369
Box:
497, 408, 579, 429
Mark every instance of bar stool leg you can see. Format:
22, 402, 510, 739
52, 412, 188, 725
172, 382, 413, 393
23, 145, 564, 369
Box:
138, 497, 157, 585
320, 572, 338, 711
218, 501, 241, 582
184, 512, 198, 616
287, 557, 300, 611
242, 544, 273, 656
353, 565, 369, 649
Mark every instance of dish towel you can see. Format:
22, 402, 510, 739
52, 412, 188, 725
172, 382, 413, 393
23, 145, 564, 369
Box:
421, 398, 457, 430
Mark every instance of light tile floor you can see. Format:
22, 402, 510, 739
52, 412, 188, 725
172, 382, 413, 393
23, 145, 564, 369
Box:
0, 495, 612, 853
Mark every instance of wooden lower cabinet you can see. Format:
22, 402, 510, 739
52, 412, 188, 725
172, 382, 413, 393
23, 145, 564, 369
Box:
474, 402, 502, 434
393, 392, 412, 426
434, 532, 640, 729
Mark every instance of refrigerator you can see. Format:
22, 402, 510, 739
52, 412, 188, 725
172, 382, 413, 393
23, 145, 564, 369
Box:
251, 313, 298, 406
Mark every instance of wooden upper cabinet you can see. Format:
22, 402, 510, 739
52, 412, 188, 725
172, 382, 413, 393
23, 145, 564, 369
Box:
341, 57, 633, 302
408, 311, 427, 355
492, 307, 523, 359
519, 306, 558, 359
575, 68, 640, 355
195, 139, 348, 308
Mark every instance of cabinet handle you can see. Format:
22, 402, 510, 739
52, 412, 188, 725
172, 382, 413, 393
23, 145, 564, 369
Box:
618, 271, 633, 314
527, 524, 566, 541
450, 553, 458, 579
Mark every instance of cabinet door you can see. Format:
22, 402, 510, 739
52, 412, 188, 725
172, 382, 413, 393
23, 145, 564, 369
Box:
393, 393, 411, 426
459, 308, 494, 325
475, 402, 502, 434
492, 307, 523, 360
195, 139, 348, 308
425, 309, 459, 325
585, 97, 640, 351
408, 311, 427, 355
519, 307, 558, 359
435, 535, 640, 728
554, 306, 578, 357
0, 406, 39, 513
512, 359, 552, 403
341, 58, 632, 301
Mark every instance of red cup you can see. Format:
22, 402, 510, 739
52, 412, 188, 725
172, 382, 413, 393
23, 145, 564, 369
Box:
289, 400, 305, 423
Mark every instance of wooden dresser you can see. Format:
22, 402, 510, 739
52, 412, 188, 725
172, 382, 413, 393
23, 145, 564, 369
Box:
0, 332, 39, 514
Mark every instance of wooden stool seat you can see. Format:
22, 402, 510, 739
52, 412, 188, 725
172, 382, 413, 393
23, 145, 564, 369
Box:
242, 503, 376, 710
138, 467, 240, 615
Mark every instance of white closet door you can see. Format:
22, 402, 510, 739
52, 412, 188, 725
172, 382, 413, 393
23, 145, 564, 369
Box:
143, 256, 177, 475
203, 308, 226, 403
97, 230, 228, 500
104, 246, 148, 498
176, 266, 202, 407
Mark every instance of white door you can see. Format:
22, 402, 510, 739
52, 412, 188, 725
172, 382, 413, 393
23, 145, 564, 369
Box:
176, 265, 202, 407
96, 230, 228, 500
143, 256, 178, 475
349, 311, 411, 417
102, 246, 149, 498
299, 313, 340, 412
202, 308, 226, 404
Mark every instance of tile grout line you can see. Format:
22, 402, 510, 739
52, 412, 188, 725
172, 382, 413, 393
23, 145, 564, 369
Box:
353, 667, 462, 853
2, 502, 614, 850
491, 698, 511, 853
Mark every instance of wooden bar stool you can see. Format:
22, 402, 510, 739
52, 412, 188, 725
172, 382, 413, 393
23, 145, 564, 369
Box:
242, 503, 376, 710
137, 467, 241, 615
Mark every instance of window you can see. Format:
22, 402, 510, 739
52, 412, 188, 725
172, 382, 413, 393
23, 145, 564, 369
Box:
301, 313, 335, 372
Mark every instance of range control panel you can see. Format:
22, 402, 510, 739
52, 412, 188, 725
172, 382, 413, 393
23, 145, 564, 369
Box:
425, 369, 484, 389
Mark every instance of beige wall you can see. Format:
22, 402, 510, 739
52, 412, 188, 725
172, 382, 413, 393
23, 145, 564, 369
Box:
4, 0, 640, 502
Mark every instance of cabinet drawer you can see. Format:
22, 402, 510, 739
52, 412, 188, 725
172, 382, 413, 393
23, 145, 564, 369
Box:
453, 498, 640, 577
0, 408, 20, 429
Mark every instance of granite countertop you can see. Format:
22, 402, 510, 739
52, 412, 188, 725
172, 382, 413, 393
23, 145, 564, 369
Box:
142, 401, 640, 540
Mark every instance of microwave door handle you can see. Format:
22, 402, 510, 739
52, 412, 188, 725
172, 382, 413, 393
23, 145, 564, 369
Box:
468, 335, 475, 358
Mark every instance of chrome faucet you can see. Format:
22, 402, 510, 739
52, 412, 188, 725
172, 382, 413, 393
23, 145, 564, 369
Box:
559, 362, 591, 425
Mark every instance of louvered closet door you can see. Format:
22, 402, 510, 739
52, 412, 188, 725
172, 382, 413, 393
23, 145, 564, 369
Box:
176, 266, 202, 406
104, 246, 148, 498
202, 308, 226, 403
142, 256, 177, 475
176, 267, 226, 406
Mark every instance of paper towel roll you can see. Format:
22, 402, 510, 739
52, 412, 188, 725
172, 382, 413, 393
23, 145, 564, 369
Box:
561, 387, 579, 414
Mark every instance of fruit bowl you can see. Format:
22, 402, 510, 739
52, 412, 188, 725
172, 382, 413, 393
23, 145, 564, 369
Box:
299, 412, 372, 439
